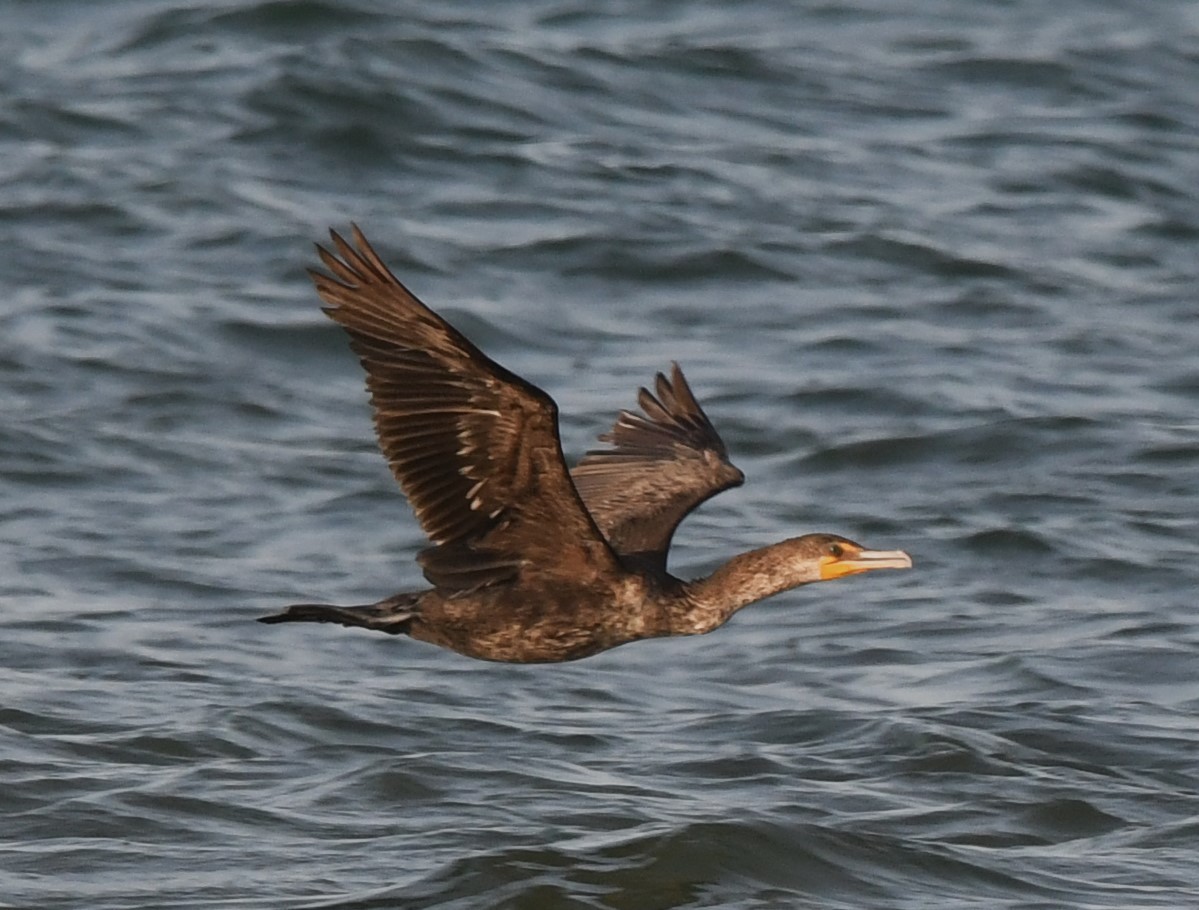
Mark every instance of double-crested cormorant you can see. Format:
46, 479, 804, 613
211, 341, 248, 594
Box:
258, 226, 912, 663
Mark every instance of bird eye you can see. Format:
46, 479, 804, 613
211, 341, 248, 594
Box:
828, 543, 843, 558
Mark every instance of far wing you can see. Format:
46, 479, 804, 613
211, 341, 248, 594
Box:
571, 364, 744, 571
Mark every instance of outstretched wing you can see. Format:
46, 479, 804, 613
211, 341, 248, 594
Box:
311, 225, 619, 592
571, 364, 744, 571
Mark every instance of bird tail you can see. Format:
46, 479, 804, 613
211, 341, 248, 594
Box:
257, 593, 418, 635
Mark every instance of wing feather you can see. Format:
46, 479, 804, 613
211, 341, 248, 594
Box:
313, 225, 618, 591
572, 364, 744, 570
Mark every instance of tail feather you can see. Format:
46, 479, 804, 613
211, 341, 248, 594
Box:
258, 594, 417, 636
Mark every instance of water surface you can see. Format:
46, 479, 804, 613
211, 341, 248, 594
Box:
2, 1, 1198, 907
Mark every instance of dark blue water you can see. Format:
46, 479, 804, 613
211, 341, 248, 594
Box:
3, 1, 1198, 907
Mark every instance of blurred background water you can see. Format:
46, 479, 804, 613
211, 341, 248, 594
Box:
2, 1, 1198, 907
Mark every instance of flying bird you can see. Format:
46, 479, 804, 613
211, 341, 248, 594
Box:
259, 226, 912, 662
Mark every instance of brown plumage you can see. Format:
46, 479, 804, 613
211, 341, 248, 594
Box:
571, 363, 745, 573
258, 226, 912, 663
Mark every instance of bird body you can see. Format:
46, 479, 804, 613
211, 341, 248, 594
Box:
259, 227, 912, 663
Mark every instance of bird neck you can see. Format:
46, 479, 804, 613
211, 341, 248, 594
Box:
674, 541, 816, 635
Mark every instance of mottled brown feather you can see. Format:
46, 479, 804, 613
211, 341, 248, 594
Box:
313, 225, 619, 591
571, 363, 745, 570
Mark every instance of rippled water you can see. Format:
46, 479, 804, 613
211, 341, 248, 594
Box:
3, 1, 1198, 907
